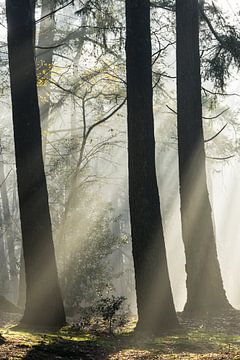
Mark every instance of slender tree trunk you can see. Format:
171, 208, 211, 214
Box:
0, 146, 18, 302
126, 0, 179, 334
0, 205, 9, 296
6, 0, 66, 328
176, 0, 231, 316
37, 0, 56, 156
17, 249, 26, 309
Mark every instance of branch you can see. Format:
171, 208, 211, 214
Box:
203, 108, 229, 120
200, 7, 223, 45
206, 155, 235, 160
48, 79, 83, 100
202, 87, 240, 98
150, 1, 175, 11
166, 105, 229, 120
36, 43, 67, 50
0, 169, 12, 189
86, 98, 127, 139
204, 123, 227, 142
36, 0, 74, 24
166, 104, 177, 114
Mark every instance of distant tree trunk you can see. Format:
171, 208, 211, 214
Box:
126, 0, 179, 334
17, 249, 26, 309
6, 0, 66, 328
176, 0, 231, 315
37, 0, 56, 156
0, 146, 18, 302
0, 206, 9, 296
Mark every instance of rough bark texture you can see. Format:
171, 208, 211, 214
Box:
126, 0, 179, 334
6, 0, 66, 328
176, 0, 231, 315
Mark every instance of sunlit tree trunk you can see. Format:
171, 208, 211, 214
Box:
17, 250, 26, 309
126, 0, 179, 334
0, 206, 9, 296
176, 0, 231, 315
0, 147, 17, 302
6, 0, 66, 328
37, 0, 56, 156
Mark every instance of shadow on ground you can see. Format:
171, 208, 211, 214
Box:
18, 329, 240, 360
2, 310, 240, 359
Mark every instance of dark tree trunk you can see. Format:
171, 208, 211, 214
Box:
6, 0, 66, 328
176, 0, 231, 315
126, 0, 179, 334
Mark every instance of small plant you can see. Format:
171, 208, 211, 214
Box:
94, 295, 126, 334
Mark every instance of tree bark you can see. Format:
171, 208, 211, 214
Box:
6, 0, 66, 328
176, 0, 231, 316
126, 0, 179, 334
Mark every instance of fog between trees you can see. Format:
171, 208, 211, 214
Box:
0, 0, 239, 333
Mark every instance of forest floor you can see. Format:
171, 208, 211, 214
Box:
0, 311, 240, 359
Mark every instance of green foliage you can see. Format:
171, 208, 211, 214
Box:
61, 207, 126, 311
201, 3, 240, 90
93, 295, 127, 333
75, 0, 124, 50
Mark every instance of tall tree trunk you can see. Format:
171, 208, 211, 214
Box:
6, 0, 66, 328
176, 0, 231, 315
126, 0, 179, 334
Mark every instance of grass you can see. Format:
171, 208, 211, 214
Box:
0, 320, 240, 359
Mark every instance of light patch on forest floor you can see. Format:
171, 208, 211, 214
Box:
0, 326, 239, 359
0, 312, 240, 359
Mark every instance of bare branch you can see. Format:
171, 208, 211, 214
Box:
202, 87, 240, 98
86, 98, 127, 139
36, 0, 74, 24
207, 155, 235, 160
203, 108, 229, 120
166, 105, 229, 120
204, 124, 227, 142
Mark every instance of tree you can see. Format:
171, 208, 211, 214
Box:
176, 0, 231, 315
0, 206, 9, 296
126, 0, 179, 334
37, 0, 56, 156
0, 143, 18, 301
6, 0, 66, 328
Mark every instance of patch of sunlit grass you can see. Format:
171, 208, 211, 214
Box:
1, 326, 240, 359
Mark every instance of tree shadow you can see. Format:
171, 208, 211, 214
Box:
22, 337, 109, 359
20, 327, 226, 360
15, 314, 240, 360
0, 334, 5, 345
